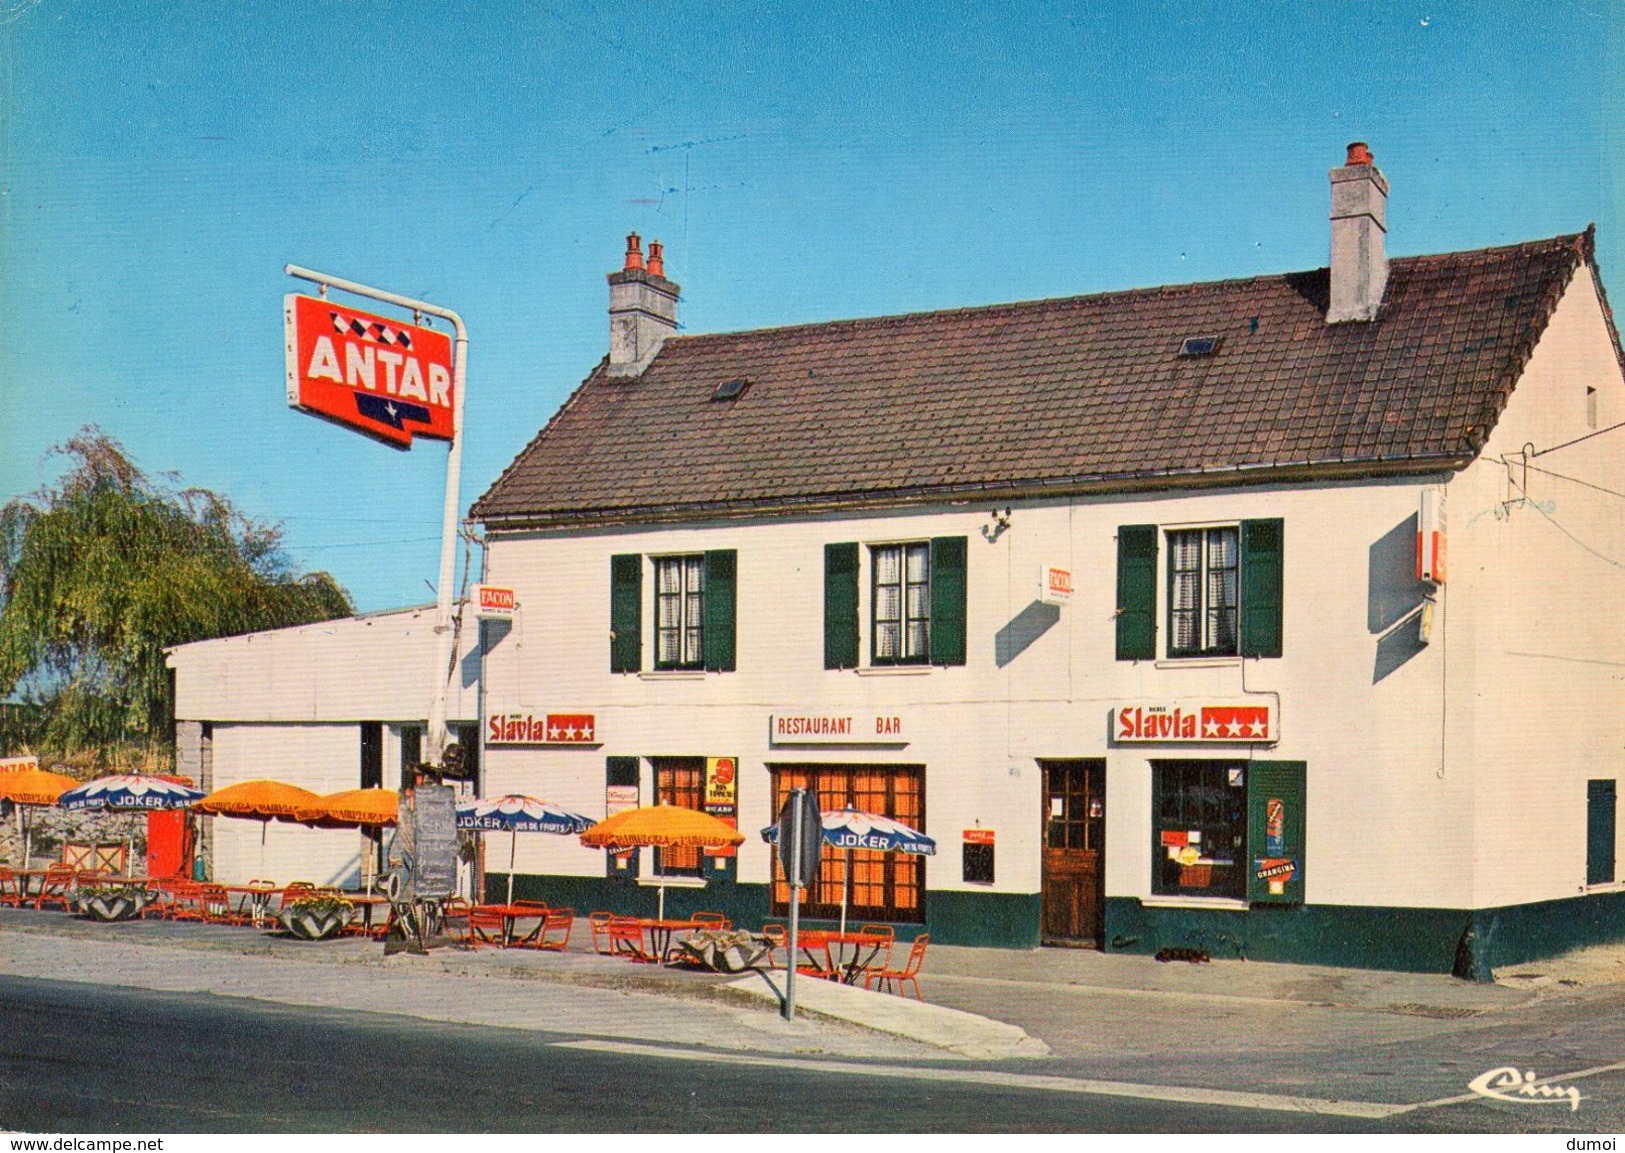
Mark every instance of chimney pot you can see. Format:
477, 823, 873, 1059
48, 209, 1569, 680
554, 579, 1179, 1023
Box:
607, 234, 678, 377
1345, 141, 1374, 166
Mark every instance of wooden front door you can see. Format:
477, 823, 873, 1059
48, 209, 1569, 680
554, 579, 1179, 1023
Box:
1041, 759, 1105, 945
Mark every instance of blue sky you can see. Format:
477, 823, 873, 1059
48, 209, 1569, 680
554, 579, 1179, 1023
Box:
3, 1, 1620, 611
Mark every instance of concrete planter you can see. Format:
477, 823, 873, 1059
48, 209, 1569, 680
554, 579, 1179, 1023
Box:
279, 905, 352, 941
76, 891, 149, 922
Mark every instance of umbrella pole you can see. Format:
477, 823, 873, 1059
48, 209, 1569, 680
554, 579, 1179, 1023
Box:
506, 830, 517, 906
21, 809, 30, 869
840, 847, 851, 938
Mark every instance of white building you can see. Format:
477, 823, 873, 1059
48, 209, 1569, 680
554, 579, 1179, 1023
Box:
167, 605, 481, 887
462, 146, 1625, 971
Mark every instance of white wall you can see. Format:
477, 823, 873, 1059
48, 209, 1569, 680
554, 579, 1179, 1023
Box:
168, 605, 480, 723
482, 469, 1489, 909
1451, 271, 1625, 907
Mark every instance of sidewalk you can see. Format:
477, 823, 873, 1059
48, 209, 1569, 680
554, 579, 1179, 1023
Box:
2, 907, 1615, 1063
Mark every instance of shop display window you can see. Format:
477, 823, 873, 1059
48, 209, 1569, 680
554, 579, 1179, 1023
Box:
1152, 760, 1246, 899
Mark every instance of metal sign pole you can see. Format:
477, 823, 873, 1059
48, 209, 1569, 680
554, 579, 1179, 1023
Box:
283, 264, 467, 764
784, 787, 803, 1021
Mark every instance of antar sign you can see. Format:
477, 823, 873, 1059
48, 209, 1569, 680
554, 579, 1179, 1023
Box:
285, 294, 456, 447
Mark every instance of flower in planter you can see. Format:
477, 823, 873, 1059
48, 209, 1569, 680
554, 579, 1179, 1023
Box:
279, 892, 354, 940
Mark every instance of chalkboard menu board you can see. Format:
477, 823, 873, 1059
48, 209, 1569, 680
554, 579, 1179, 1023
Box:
403, 784, 458, 899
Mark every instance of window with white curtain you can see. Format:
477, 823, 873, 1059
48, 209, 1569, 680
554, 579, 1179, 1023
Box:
654, 555, 705, 669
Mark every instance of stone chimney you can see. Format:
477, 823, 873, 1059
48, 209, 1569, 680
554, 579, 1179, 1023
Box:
1327, 141, 1388, 323
607, 232, 679, 378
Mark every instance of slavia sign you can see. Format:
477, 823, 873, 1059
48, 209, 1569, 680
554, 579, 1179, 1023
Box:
284, 294, 455, 447
1115, 700, 1277, 743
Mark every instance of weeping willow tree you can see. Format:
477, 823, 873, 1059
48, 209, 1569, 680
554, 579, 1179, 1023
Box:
0, 428, 353, 755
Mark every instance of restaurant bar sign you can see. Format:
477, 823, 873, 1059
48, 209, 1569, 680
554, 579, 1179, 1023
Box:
769, 713, 907, 745
1114, 699, 1277, 744
285, 294, 455, 448
487, 712, 598, 745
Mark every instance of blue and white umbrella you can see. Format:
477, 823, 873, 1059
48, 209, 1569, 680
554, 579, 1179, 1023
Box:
762, 806, 936, 934
455, 795, 593, 903
57, 774, 206, 875
58, 774, 206, 812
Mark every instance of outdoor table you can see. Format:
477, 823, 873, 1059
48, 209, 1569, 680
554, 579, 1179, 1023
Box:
637, 917, 704, 965
340, 892, 392, 936
221, 884, 283, 927
795, 930, 892, 985
469, 903, 548, 948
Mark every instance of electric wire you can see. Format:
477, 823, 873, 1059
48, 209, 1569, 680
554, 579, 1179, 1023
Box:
1505, 469, 1625, 569
1529, 418, 1625, 458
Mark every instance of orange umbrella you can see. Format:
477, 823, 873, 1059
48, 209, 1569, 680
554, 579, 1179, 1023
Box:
580, 804, 744, 919
292, 788, 399, 829
0, 768, 78, 865
192, 779, 323, 820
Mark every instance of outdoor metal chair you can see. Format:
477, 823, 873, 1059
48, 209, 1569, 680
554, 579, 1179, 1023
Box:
691, 911, 731, 929
440, 897, 472, 941
0, 867, 24, 908
607, 915, 651, 961
863, 933, 928, 1000
166, 880, 207, 921
858, 923, 896, 969
199, 884, 243, 925
34, 866, 75, 912
529, 908, 574, 952
588, 911, 615, 954
466, 905, 509, 948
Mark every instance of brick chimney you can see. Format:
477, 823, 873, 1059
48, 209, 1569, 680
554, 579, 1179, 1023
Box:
607, 232, 679, 378
1327, 142, 1388, 323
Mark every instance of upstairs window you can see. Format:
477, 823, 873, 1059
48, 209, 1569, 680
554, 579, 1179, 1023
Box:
655, 555, 705, 670
872, 542, 931, 664
1167, 527, 1239, 658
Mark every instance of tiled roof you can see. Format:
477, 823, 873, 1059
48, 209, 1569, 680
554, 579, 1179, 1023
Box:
474, 230, 1609, 527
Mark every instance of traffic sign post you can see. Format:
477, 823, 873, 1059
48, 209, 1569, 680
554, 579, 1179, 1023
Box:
776, 788, 820, 1020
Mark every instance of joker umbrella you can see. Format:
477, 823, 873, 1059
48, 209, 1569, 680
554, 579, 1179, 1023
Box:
59, 774, 206, 874
192, 779, 325, 873
580, 804, 745, 920
0, 768, 78, 866
455, 795, 593, 905
762, 806, 936, 935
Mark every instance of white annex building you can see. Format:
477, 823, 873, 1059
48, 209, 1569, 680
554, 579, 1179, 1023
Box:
172, 145, 1625, 971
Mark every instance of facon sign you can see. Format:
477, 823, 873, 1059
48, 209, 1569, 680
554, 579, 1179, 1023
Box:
285, 294, 455, 447
1039, 564, 1074, 605
471, 584, 517, 619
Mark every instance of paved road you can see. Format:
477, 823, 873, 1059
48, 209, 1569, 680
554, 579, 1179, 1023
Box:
2, 976, 1617, 1134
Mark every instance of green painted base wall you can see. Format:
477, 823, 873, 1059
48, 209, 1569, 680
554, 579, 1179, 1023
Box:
490, 872, 1625, 969
493, 866, 1036, 946
1105, 888, 1625, 973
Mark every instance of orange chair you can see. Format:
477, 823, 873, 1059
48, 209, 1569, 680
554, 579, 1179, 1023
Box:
607, 915, 650, 961
864, 933, 928, 1000
466, 905, 509, 948
692, 911, 731, 929
858, 923, 896, 969
198, 884, 242, 925
166, 880, 207, 921
0, 867, 24, 908
34, 866, 75, 912
529, 908, 574, 952
440, 897, 472, 941
588, 911, 615, 954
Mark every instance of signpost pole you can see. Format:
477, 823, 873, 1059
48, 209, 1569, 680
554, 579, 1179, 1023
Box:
283, 264, 467, 764
785, 788, 804, 1022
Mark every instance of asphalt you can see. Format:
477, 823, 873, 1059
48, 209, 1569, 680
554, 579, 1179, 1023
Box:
1, 905, 1617, 1064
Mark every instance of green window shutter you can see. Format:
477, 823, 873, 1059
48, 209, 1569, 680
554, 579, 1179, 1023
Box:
824, 543, 859, 669
609, 554, 642, 673
929, 536, 967, 666
1115, 525, 1157, 660
1240, 518, 1284, 658
1588, 779, 1617, 885
1247, 761, 1306, 904
703, 549, 737, 672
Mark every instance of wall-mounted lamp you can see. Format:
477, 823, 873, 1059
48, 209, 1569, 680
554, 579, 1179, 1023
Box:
982, 508, 1012, 542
